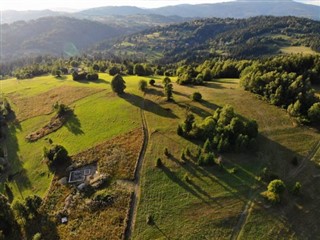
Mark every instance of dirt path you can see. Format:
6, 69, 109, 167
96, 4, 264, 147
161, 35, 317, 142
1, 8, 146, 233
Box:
230, 191, 257, 240
287, 139, 320, 181
124, 100, 149, 240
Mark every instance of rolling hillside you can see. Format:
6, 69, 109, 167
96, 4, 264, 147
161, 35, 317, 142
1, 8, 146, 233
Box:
100, 16, 320, 63
0, 17, 131, 61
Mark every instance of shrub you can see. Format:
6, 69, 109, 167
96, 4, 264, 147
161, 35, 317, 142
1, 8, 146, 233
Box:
292, 181, 301, 196
32, 233, 42, 240
156, 158, 162, 168
261, 191, 280, 204
146, 214, 154, 225
267, 179, 286, 194
162, 77, 171, 86
185, 147, 191, 157
149, 79, 155, 86
164, 148, 170, 157
111, 74, 126, 94
177, 125, 184, 136
191, 92, 202, 101
184, 173, 191, 183
180, 151, 186, 161
86, 73, 99, 81
138, 80, 148, 92
43, 145, 69, 170
198, 152, 215, 166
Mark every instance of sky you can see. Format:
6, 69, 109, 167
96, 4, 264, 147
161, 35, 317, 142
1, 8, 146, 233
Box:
0, 0, 319, 11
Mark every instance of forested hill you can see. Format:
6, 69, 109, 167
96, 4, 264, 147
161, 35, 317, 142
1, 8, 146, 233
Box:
0, 17, 133, 61
98, 16, 320, 63
2, 0, 319, 24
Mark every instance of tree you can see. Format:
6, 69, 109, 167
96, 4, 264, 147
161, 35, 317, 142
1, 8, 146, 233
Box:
287, 100, 301, 117
138, 80, 148, 92
25, 195, 42, 218
191, 92, 202, 102
184, 113, 195, 134
164, 83, 173, 101
162, 77, 171, 86
109, 66, 120, 76
267, 179, 286, 194
292, 181, 301, 195
308, 102, 320, 123
12, 201, 29, 220
134, 64, 145, 76
111, 74, 126, 94
203, 138, 212, 153
0, 194, 16, 237
149, 79, 155, 86
44, 145, 69, 169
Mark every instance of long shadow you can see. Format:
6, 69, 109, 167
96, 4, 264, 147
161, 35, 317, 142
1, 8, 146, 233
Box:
154, 223, 171, 240
64, 112, 84, 135
168, 154, 207, 184
146, 88, 164, 97
204, 82, 227, 89
4, 122, 32, 195
120, 93, 178, 119
173, 90, 189, 98
189, 105, 212, 118
75, 78, 110, 85
198, 100, 220, 111
161, 164, 211, 205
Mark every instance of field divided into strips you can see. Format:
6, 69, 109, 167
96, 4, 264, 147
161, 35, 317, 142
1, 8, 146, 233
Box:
0, 74, 155, 201
133, 78, 319, 239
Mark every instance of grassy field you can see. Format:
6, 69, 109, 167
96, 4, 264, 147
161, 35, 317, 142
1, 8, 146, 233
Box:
133, 78, 320, 239
280, 46, 319, 55
0, 74, 154, 201
1, 74, 320, 239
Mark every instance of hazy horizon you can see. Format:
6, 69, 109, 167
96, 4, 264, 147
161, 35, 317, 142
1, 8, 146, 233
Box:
0, 0, 319, 11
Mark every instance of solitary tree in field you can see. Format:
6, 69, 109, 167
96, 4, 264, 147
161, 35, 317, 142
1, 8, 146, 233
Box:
138, 80, 148, 92
164, 83, 173, 101
163, 77, 171, 86
111, 74, 126, 94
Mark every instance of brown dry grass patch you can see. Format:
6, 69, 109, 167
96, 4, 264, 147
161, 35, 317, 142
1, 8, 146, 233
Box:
41, 129, 144, 239
8, 86, 103, 121
72, 128, 144, 180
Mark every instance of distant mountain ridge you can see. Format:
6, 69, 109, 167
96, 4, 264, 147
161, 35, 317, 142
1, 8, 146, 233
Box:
0, 17, 131, 61
1, 0, 320, 24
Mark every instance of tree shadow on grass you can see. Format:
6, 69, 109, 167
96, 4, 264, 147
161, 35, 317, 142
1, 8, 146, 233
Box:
173, 90, 189, 98
4, 123, 32, 199
120, 93, 178, 119
161, 164, 211, 205
64, 112, 84, 135
75, 78, 110, 85
198, 100, 220, 111
153, 222, 171, 240
146, 88, 164, 97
